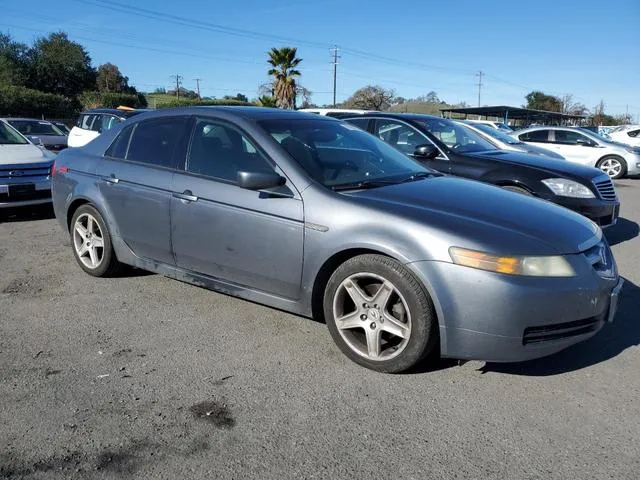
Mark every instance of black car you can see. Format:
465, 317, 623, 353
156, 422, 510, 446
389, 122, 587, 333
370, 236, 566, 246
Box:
342, 113, 620, 227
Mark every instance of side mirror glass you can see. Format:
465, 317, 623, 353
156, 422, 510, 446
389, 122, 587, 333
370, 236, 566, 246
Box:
413, 144, 439, 159
237, 171, 286, 191
30, 136, 44, 146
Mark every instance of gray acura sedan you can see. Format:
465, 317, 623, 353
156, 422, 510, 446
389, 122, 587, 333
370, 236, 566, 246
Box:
51, 107, 622, 373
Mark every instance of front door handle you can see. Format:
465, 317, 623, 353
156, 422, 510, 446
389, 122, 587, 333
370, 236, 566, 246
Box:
102, 175, 119, 184
173, 190, 198, 203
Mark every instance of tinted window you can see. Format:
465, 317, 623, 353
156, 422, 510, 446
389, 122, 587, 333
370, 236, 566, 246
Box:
628, 129, 640, 138
126, 117, 189, 168
0, 121, 28, 145
105, 125, 134, 159
80, 114, 95, 130
520, 130, 549, 142
554, 130, 590, 145
344, 118, 369, 130
374, 120, 430, 155
186, 119, 273, 181
258, 119, 431, 187
93, 114, 121, 133
419, 118, 495, 152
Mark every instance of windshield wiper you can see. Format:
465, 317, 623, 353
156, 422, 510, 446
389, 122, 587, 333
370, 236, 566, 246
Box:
331, 171, 438, 191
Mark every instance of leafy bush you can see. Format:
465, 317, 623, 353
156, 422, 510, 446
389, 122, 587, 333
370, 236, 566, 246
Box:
79, 91, 147, 109
155, 98, 254, 109
0, 85, 80, 118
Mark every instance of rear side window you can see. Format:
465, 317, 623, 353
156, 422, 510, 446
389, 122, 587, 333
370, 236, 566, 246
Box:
125, 117, 190, 168
345, 118, 369, 130
553, 130, 590, 145
519, 130, 549, 142
105, 125, 134, 159
628, 129, 640, 138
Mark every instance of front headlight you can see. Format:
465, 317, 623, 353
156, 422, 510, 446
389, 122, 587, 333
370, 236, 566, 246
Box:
449, 247, 576, 277
541, 178, 594, 198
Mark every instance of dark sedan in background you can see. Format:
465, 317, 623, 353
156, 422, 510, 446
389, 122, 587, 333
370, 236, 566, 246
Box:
3, 117, 68, 152
343, 113, 620, 227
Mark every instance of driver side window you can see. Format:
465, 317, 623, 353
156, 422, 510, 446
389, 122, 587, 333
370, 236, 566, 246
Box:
374, 120, 429, 155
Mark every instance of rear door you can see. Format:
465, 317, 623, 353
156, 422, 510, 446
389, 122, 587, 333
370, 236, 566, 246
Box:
170, 117, 304, 299
96, 115, 191, 264
68, 114, 99, 147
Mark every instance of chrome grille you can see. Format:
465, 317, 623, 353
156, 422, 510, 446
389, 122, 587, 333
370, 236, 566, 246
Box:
0, 165, 52, 179
593, 177, 617, 200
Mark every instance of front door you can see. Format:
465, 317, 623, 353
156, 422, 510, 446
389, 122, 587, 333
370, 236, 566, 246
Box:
96, 116, 191, 264
170, 117, 304, 299
372, 119, 450, 173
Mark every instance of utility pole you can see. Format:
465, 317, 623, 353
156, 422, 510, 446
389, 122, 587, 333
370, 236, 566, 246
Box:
475, 70, 484, 107
194, 78, 202, 100
330, 46, 340, 107
171, 74, 183, 99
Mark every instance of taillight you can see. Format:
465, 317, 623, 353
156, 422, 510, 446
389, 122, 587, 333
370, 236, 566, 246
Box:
51, 162, 68, 177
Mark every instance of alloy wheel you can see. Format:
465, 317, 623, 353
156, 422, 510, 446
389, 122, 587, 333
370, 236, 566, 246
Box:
599, 158, 622, 177
72, 213, 105, 269
332, 272, 411, 361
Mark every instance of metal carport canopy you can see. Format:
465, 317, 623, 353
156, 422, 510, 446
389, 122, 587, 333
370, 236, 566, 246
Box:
439, 105, 586, 124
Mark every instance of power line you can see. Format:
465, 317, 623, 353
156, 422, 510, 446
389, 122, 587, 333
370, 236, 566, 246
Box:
330, 46, 340, 107
475, 71, 484, 107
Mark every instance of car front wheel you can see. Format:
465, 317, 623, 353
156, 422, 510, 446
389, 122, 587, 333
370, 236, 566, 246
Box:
324, 254, 438, 373
597, 155, 627, 179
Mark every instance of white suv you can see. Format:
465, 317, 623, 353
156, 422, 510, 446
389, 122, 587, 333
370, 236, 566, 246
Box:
607, 125, 640, 147
68, 108, 144, 148
513, 126, 640, 178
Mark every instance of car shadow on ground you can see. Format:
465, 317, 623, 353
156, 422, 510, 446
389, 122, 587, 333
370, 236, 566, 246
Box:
605, 217, 639, 246
0, 205, 55, 223
478, 276, 640, 376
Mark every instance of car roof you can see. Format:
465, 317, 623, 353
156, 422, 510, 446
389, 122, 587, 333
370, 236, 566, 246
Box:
340, 112, 442, 122
125, 106, 341, 122
80, 108, 148, 118
2, 117, 55, 123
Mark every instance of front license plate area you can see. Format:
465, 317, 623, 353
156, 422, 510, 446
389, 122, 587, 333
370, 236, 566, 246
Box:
8, 184, 35, 199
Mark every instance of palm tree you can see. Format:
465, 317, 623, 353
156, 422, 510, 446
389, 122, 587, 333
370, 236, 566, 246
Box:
267, 47, 302, 109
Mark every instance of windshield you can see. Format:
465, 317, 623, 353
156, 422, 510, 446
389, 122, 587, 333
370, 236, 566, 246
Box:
418, 118, 496, 153
258, 119, 432, 188
0, 121, 29, 145
8, 120, 65, 136
466, 122, 521, 145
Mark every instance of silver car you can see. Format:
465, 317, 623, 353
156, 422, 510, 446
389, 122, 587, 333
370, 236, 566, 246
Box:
51, 108, 622, 373
3, 118, 68, 152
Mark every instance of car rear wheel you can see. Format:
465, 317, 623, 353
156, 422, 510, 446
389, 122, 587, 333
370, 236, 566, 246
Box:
597, 156, 627, 179
70, 205, 122, 277
323, 254, 438, 373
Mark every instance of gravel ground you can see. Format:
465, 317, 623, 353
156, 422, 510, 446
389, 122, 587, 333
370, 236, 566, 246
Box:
1, 180, 639, 480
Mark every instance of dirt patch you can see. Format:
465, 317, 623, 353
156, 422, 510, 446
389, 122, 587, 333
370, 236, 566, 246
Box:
2, 275, 52, 296
189, 400, 235, 428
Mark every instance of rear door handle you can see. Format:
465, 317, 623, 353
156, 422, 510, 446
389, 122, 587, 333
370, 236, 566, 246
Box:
173, 190, 198, 203
101, 175, 119, 184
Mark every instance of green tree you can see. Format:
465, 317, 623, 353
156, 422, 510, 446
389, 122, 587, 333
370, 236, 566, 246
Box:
267, 47, 302, 109
343, 85, 396, 111
28, 32, 96, 96
524, 91, 562, 112
0, 33, 30, 86
96, 63, 130, 93
257, 95, 277, 107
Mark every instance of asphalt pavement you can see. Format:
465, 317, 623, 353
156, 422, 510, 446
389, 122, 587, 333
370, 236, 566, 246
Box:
1, 180, 639, 480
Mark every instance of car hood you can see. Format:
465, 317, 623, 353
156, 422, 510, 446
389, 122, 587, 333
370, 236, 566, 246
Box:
519, 143, 565, 159
468, 149, 603, 179
0, 144, 52, 165
349, 176, 600, 255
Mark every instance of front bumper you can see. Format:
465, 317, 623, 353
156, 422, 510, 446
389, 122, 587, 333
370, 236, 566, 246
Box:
551, 196, 619, 228
408, 260, 620, 363
625, 154, 640, 175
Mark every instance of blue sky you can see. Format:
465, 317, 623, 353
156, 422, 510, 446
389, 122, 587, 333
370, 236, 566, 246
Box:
3, 0, 639, 118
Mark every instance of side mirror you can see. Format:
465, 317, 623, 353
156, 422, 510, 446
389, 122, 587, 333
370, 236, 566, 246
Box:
413, 144, 439, 159
237, 171, 286, 190
575, 138, 593, 147
29, 136, 44, 146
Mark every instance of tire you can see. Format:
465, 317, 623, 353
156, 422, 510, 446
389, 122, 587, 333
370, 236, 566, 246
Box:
70, 204, 122, 277
501, 185, 533, 196
323, 254, 438, 373
597, 156, 627, 179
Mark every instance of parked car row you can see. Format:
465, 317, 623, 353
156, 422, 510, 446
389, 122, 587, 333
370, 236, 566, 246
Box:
48, 107, 623, 373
